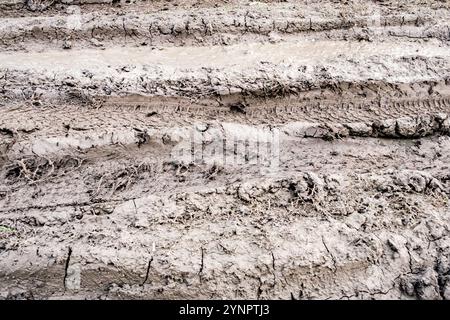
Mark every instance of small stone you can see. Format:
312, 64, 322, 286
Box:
90, 38, 103, 47
195, 123, 208, 132
63, 40, 72, 50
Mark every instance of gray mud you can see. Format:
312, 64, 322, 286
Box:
0, 0, 450, 300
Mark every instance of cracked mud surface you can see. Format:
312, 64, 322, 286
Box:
1, 0, 450, 300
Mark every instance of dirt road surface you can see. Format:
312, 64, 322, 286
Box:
1, 0, 450, 300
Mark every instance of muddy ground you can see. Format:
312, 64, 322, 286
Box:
0, 0, 450, 300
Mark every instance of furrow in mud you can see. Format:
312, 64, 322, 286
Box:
1, 6, 449, 50
1, 106, 450, 170
3, 96, 450, 131
2, 132, 450, 212
1, 40, 450, 104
